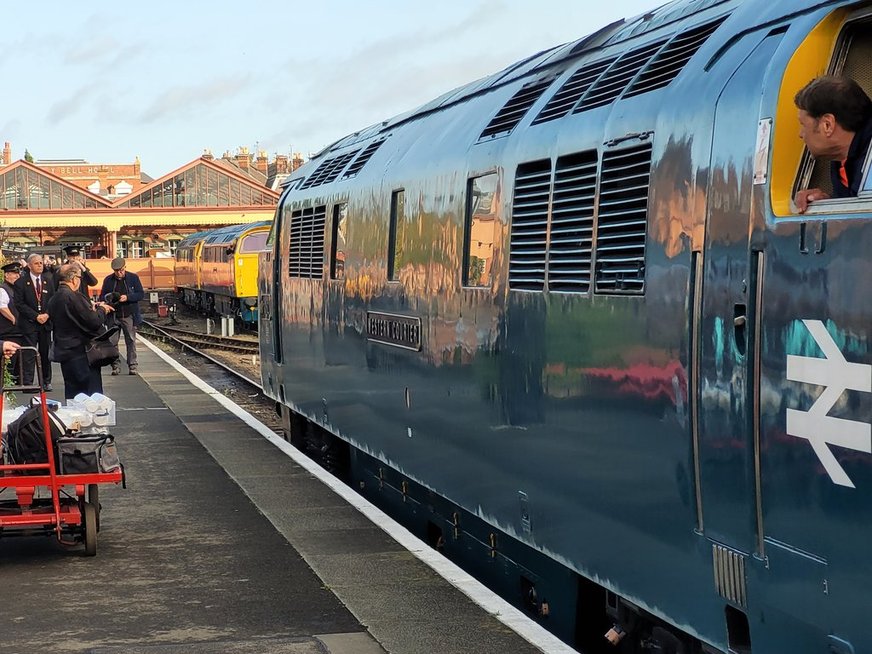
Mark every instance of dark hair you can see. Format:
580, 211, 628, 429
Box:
794, 75, 872, 132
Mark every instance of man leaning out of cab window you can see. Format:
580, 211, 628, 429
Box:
794, 75, 872, 213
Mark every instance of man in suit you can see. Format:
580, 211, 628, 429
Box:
62, 245, 98, 298
0, 262, 23, 382
101, 257, 144, 375
14, 253, 55, 391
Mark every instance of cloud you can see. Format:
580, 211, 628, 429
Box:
65, 36, 125, 65
139, 75, 254, 123
47, 83, 100, 124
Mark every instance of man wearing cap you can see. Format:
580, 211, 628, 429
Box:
0, 262, 23, 381
62, 245, 98, 298
13, 253, 55, 391
101, 257, 144, 375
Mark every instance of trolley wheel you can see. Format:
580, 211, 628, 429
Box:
82, 502, 97, 557
87, 484, 100, 532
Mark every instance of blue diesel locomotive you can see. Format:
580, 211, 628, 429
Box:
260, 1, 872, 651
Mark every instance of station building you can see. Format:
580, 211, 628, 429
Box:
0, 142, 294, 261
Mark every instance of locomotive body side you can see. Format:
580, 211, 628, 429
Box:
260, 1, 872, 651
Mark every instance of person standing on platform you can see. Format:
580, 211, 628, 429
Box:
13, 254, 55, 391
62, 245, 98, 299
101, 257, 143, 376
47, 264, 115, 399
0, 262, 23, 383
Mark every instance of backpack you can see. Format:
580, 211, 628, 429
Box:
5, 405, 66, 467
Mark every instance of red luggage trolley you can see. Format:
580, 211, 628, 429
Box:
0, 347, 124, 556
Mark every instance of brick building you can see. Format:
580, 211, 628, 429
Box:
0, 142, 299, 260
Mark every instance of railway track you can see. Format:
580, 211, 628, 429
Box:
139, 320, 263, 389
140, 322, 260, 355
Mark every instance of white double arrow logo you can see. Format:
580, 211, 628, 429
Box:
786, 320, 871, 488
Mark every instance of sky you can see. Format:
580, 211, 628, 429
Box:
1, 0, 658, 179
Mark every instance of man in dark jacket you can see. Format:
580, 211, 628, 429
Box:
62, 245, 98, 299
13, 253, 55, 391
793, 75, 872, 212
0, 262, 23, 382
100, 257, 144, 375
47, 264, 114, 399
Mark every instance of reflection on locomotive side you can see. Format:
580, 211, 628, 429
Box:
260, 2, 872, 653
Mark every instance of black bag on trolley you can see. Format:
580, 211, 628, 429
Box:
4, 405, 66, 468
56, 435, 120, 474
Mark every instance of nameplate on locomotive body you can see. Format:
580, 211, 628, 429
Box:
366, 311, 422, 351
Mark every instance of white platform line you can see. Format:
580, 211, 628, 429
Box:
139, 336, 579, 654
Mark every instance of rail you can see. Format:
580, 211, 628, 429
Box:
139, 320, 263, 389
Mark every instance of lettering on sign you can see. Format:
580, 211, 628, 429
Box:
786, 319, 872, 488
366, 311, 422, 351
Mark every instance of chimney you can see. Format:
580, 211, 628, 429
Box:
274, 154, 289, 174
235, 146, 250, 170
255, 150, 268, 175
202, 148, 214, 161
2, 142, 11, 166
292, 152, 305, 172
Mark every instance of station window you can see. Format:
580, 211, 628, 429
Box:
463, 173, 500, 287
167, 239, 181, 255
387, 190, 405, 282
330, 203, 348, 280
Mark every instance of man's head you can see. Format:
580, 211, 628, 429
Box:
57, 263, 82, 289
795, 76, 872, 159
63, 245, 82, 262
27, 253, 44, 274
2, 262, 20, 284
111, 257, 126, 278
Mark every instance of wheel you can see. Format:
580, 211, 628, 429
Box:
82, 502, 97, 557
87, 484, 100, 532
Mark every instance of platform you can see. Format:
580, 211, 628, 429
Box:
0, 344, 552, 654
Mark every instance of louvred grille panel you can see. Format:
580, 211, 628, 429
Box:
548, 151, 598, 292
509, 160, 552, 290
288, 205, 326, 279
594, 143, 652, 294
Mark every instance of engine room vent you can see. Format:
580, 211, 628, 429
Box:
594, 142, 652, 294
712, 543, 747, 608
532, 58, 616, 125
624, 17, 727, 97
342, 138, 387, 179
575, 40, 666, 113
288, 205, 327, 279
300, 151, 359, 190
548, 150, 598, 292
480, 75, 558, 140
509, 159, 552, 291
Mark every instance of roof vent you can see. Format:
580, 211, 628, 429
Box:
532, 58, 616, 125
575, 40, 666, 113
299, 151, 359, 190
342, 138, 387, 179
480, 74, 558, 140
624, 17, 726, 97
